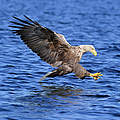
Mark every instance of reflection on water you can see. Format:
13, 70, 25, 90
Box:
38, 83, 83, 97
16, 84, 83, 107
17, 82, 109, 107
43, 86, 82, 97
30, 84, 83, 105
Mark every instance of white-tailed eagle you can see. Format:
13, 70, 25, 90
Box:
9, 16, 102, 80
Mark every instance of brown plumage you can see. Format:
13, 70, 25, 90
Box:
9, 15, 102, 80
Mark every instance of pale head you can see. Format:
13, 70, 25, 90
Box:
79, 45, 97, 56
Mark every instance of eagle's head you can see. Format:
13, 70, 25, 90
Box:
79, 45, 97, 56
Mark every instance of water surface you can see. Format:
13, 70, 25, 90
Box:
0, 0, 120, 120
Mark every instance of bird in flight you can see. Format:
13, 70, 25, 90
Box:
9, 16, 102, 81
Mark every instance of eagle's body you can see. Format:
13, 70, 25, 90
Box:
9, 16, 102, 80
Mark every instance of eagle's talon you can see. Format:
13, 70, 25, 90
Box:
90, 72, 103, 80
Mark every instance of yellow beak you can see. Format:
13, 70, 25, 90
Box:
90, 50, 97, 56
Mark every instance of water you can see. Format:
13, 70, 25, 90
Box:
0, 0, 120, 119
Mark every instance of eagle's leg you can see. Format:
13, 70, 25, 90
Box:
90, 72, 103, 80
73, 63, 103, 80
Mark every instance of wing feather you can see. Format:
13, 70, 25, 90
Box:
9, 16, 71, 67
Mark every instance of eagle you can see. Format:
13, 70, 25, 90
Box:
9, 16, 102, 81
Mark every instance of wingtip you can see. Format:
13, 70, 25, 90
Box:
12, 16, 21, 21
23, 15, 35, 24
23, 15, 28, 19
8, 25, 12, 27
23, 15, 32, 21
8, 25, 15, 28
12, 16, 17, 19
9, 21, 16, 24
12, 15, 27, 19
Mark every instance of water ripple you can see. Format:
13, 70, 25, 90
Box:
0, 0, 120, 120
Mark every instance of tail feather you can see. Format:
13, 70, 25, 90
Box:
40, 69, 64, 81
40, 64, 72, 81
40, 71, 55, 81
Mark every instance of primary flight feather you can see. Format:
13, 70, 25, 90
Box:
9, 15, 102, 80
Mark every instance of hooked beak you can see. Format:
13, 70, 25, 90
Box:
90, 50, 97, 56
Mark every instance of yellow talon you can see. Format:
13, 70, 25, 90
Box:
90, 72, 103, 80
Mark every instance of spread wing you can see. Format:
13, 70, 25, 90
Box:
9, 15, 71, 67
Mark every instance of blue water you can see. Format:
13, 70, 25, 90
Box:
0, 0, 120, 120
